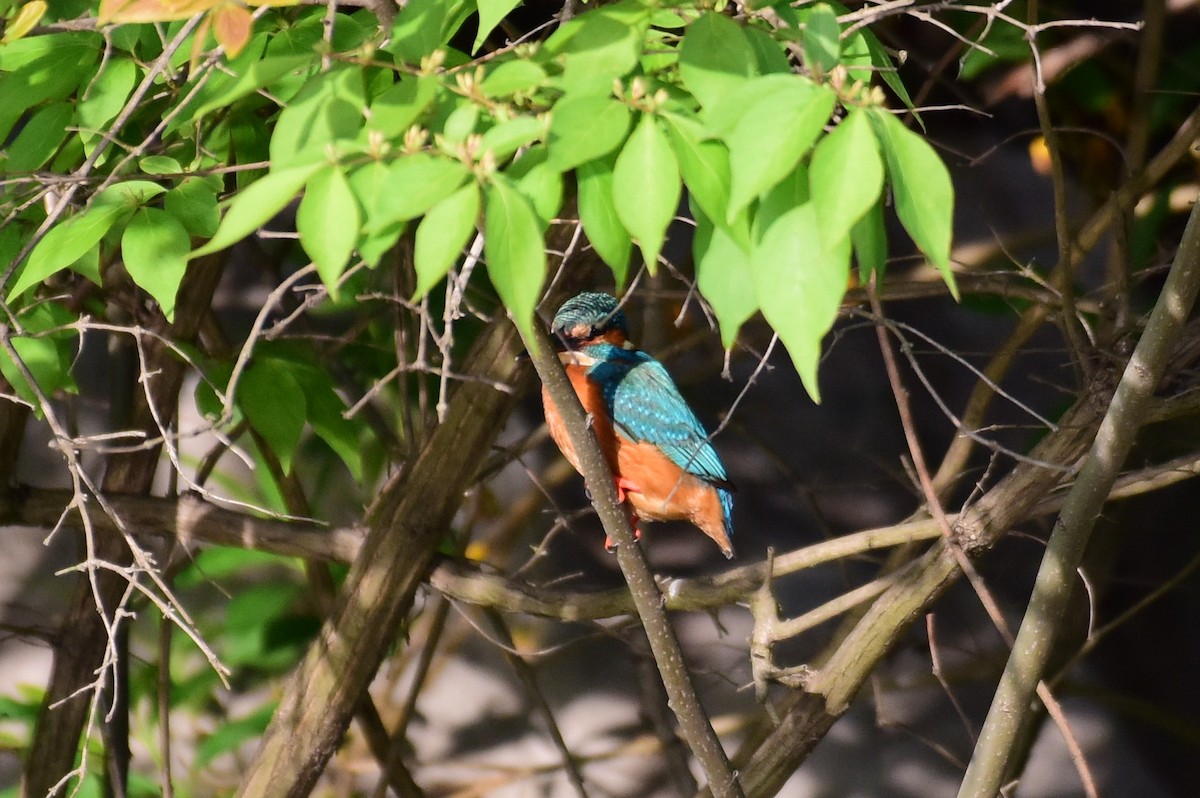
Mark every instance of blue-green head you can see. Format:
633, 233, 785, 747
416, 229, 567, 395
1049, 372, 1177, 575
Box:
551, 292, 629, 348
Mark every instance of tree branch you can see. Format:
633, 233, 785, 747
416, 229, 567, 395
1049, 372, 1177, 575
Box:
957, 151, 1200, 798
520, 321, 744, 798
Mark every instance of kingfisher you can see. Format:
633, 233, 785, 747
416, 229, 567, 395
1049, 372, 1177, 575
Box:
541, 292, 735, 558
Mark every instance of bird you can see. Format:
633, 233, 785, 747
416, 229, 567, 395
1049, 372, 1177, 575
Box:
540, 292, 735, 558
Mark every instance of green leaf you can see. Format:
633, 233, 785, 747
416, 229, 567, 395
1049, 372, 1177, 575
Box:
270, 68, 365, 165
862, 27, 917, 117
297, 165, 360, 295
122, 207, 190, 322
441, 102, 480, 144
751, 171, 850, 401
76, 57, 137, 151
810, 109, 883, 246
801, 3, 841, 76
238, 358, 306, 474
507, 147, 562, 225
577, 154, 630, 283
413, 182, 479, 299
703, 74, 797, 138
0, 31, 100, 71
0, 36, 99, 142
0, 302, 78, 408
870, 109, 956, 295
361, 155, 470, 233
369, 74, 437, 136
387, 0, 470, 63
543, 0, 651, 96
138, 155, 182, 175
6, 102, 71, 172
478, 114, 545, 162
197, 705, 276, 767
182, 39, 305, 123
743, 24, 791, 75
678, 12, 756, 109
725, 78, 835, 220
474, 0, 522, 53
7, 201, 125, 300
851, 200, 887, 283
165, 177, 221, 238
481, 59, 547, 97
695, 207, 756, 348
663, 113, 748, 246
303, 381, 364, 481
193, 161, 324, 258
485, 175, 546, 335
841, 28, 873, 85
612, 114, 679, 274
547, 94, 631, 171
99, 180, 168, 207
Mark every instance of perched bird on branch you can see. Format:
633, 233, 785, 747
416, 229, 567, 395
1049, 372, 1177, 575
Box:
541, 292, 735, 558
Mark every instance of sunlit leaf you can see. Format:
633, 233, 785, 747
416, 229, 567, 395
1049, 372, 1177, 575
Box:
577, 154, 630, 284
76, 57, 138, 153
474, 0, 522, 53
192, 161, 323, 257
297, 165, 360, 296
270, 67, 365, 165
543, 0, 650, 96
413, 182, 479, 299
725, 77, 835, 220
363, 155, 470, 232
5, 102, 72, 172
870, 108, 956, 295
678, 12, 756, 109
506, 147, 562, 225
2, 0, 47, 42
165, 177, 221, 238
801, 3, 841, 75
485, 175, 546, 335
8, 201, 126, 300
478, 115, 545, 162
368, 74, 437, 135
547, 94, 631, 171
480, 59, 546, 97
695, 206, 756, 349
99, 0, 216, 25
750, 170, 850, 402
810, 109, 883, 246
612, 113, 679, 274
663, 112, 748, 247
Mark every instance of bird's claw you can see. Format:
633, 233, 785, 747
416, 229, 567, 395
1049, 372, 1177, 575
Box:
603, 523, 643, 555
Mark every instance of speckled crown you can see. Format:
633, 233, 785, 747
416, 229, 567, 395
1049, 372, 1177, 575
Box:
551, 292, 629, 340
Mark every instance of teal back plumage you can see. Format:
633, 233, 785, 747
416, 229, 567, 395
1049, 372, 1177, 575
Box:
581, 341, 734, 536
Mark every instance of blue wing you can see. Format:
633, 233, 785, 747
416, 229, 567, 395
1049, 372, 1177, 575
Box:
584, 344, 731, 489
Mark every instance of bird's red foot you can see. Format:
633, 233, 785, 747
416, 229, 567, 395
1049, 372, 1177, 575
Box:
615, 476, 641, 503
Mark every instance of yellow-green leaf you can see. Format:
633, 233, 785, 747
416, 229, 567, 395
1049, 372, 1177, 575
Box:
612, 114, 679, 274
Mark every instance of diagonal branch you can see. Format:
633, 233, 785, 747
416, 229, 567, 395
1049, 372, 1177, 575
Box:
957, 141, 1200, 798
520, 321, 744, 798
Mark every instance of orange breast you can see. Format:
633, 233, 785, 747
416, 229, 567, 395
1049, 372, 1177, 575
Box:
541, 363, 620, 476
